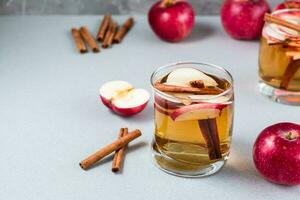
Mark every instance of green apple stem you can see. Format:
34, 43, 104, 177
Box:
280, 59, 300, 89
285, 131, 298, 140
198, 119, 222, 160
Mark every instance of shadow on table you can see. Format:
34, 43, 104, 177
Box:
219, 137, 297, 190
121, 105, 153, 123
181, 22, 215, 44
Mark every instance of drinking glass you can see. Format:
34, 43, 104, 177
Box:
259, 9, 300, 105
150, 62, 234, 177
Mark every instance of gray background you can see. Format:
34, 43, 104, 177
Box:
1, 15, 300, 200
0, 0, 282, 15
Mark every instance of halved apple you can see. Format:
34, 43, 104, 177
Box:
99, 81, 149, 116
171, 103, 228, 122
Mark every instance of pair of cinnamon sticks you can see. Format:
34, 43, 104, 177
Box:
71, 27, 99, 53
79, 128, 141, 172
97, 14, 134, 48
71, 14, 134, 54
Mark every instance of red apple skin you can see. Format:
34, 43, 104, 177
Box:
253, 122, 300, 185
154, 103, 172, 116
148, 0, 195, 42
100, 95, 112, 109
111, 101, 149, 117
154, 94, 182, 109
221, 0, 270, 40
170, 102, 228, 121
273, 1, 300, 11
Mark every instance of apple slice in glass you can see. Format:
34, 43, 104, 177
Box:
171, 103, 228, 122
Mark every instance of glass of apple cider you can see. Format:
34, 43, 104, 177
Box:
259, 9, 300, 105
151, 62, 234, 177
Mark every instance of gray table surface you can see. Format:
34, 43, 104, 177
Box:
0, 16, 299, 200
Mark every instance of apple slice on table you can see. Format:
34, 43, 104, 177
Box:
99, 81, 149, 116
171, 103, 228, 122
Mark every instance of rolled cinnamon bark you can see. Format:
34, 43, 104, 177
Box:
112, 128, 128, 172
97, 14, 112, 42
79, 129, 141, 170
79, 26, 100, 53
114, 17, 134, 43
102, 22, 118, 48
280, 59, 300, 89
71, 28, 87, 53
154, 82, 224, 95
198, 119, 222, 160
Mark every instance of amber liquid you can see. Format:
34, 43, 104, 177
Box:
259, 37, 300, 91
153, 78, 233, 172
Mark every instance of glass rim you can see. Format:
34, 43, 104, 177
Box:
150, 61, 234, 101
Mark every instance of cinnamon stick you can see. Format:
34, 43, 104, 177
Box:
154, 82, 224, 95
71, 28, 87, 53
264, 13, 300, 33
112, 128, 128, 172
102, 22, 118, 48
190, 80, 205, 88
97, 14, 112, 42
198, 119, 222, 160
79, 129, 141, 170
280, 59, 300, 89
114, 17, 134, 43
79, 26, 100, 53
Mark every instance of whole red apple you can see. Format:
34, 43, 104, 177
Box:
273, 1, 300, 11
221, 0, 270, 40
148, 0, 195, 42
253, 122, 300, 185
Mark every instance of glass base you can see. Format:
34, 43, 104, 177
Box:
151, 140, 226, 178
259, 81, 300, 106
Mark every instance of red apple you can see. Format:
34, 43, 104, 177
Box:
253, 122, 300, 185
99, 81, 149, 116
221, 0, 270, 40
273, 1, 300, 11
148, 0, 195, 42
170, 102, 228, 121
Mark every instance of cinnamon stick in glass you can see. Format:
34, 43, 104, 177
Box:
280, 59, 300, 89
97, 14, 112, 42
154, 82, 224, 95
114, 17, 134, 43
102, 22, 118, 48
71, 28, 87, 53
264, 13, 300, 33
79, 26, 100, 53
112, 128, 128, 172
79, 129, 141, 170
198, 119, 222, 160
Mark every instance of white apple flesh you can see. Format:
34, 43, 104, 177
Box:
171, 103, 228, 121
111, 89, 149, 116
99, 80, 133, 108
166, 67, 218, 87
99, 81, 149, 116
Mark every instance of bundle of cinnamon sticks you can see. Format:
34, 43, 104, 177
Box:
71, 13, 134, 54
79, 128, 141, 173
